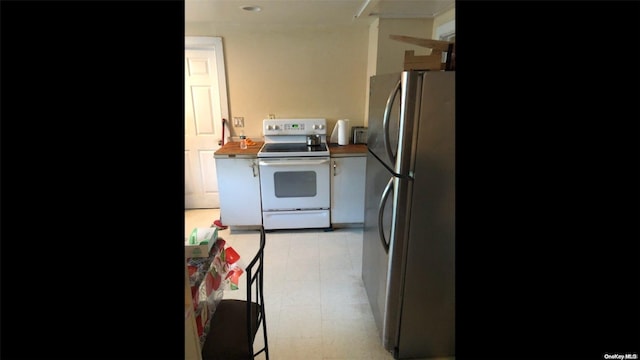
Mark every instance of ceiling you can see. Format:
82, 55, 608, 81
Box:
185, 0, 455, 26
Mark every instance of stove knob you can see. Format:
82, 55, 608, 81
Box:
266, 125, 273, 130
313, 124, 319, 130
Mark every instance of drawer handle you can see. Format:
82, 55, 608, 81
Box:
259, 159, 329, 166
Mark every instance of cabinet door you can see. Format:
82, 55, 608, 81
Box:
331, 157, 366, 224
215, 158, 262, 226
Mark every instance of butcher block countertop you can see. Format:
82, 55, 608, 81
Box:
328, 143, 367, 157
214, 141, 367, 158
214, 141, 264, 158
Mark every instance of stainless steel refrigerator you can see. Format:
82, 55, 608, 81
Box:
362, 70, 455, 359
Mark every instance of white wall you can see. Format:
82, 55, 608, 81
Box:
364, 18, 380, 126
186, 8, 454, 137
433, 7, 455, 37
186, 23, 369, 139
375, 18, 435, 76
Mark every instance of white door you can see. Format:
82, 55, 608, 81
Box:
185, 37, 229, 209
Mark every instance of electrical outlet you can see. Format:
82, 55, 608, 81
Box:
233, 117, 244, 127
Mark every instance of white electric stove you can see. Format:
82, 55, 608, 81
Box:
257, 119, 331, 230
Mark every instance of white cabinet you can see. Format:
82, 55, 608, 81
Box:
215, 157, 262, 226
330, 156, 366, 225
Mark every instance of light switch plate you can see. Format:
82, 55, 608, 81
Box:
233, 117, 244, 127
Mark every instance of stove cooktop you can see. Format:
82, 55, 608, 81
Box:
261, 143, 327, 152
258, 142, 329, 157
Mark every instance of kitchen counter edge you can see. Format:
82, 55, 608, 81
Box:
214, 141, 263, 158
328, 143, 367, 157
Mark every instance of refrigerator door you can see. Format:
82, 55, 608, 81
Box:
362, 151, 405, 351
364, 71, 422, 356
367, 73, 401, 173
367, 71, 422, 177
362, 151, 393, 339
396, 71, 456, 359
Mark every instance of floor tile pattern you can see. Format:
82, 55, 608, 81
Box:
186, 209, 394, 359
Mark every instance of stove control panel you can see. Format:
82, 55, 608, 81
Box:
263, 118, 327, 136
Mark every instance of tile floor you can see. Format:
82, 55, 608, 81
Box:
185, 208, 394, 360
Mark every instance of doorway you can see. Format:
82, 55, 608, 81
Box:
185, 36, 229, 209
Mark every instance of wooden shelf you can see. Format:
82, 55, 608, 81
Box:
390, 34, 455, 71
389, 35, 452, 51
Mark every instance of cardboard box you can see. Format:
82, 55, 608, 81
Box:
184, 227, 218, 258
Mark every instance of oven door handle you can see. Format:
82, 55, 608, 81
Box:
259, 159, 330, 166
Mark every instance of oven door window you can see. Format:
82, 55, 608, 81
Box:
274, 171, 317, 197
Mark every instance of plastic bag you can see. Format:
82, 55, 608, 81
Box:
223, 246, 245, 290
207, 239, 245, 291
194, 237, 246, 346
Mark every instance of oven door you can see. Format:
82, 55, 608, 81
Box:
258, 157, 330, 211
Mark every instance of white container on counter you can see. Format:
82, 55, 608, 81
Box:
332, 119, 350, 145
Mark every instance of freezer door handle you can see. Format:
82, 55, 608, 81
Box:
382, 79, 401, 165
377, 177, 394, 254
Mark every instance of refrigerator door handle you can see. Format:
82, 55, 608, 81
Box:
382, 79, 401, 165
377, 177, 394, 254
